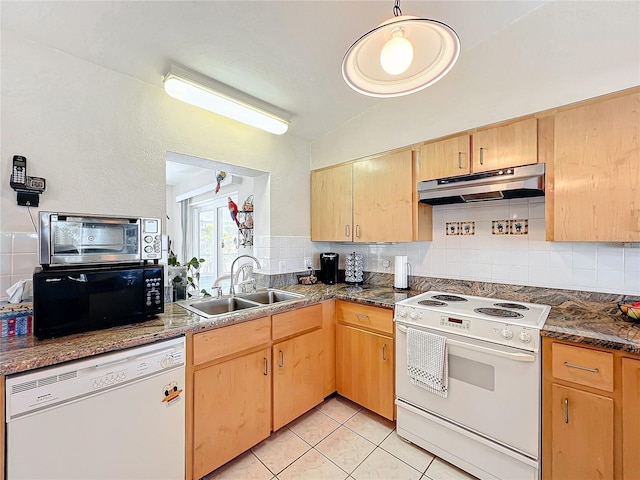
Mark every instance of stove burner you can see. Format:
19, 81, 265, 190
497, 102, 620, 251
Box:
418, 300, 447, 307
474, 307, 524, 319
494, 302, 529, 311
432, 294, 468, 302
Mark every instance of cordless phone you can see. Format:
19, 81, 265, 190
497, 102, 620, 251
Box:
10, 155, 27, 189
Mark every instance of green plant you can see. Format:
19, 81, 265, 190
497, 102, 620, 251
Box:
185, 257, 209, 297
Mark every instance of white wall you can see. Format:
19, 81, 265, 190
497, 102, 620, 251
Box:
0, 30, 310, 237
310, 1, 640, 168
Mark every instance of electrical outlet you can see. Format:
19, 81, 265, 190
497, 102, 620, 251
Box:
304, 257, 313, 268
279, 260, 287, 273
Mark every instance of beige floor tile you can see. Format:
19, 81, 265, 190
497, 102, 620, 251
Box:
423, 458, 478, 480
351, 448, 422, 480
251, 428, 310, 474
316, 395, 362, 423
316, 425, 377, 474
204, 451, 273, 480
344, 409, 395, 445
288, 409, 341, 446
277, 449, 349, 480
380, 431, 435, 473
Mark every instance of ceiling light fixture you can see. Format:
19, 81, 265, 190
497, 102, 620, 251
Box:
163, 65, 290, 135
342, 0, 460, 98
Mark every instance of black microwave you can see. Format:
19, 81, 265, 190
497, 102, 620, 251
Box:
33, 264, 164, 339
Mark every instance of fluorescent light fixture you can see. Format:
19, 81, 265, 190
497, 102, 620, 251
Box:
163, 65, 290, 135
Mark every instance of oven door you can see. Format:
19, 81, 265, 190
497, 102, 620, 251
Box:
395, 320, 540, 458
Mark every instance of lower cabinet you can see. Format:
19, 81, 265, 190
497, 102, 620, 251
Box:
335, 300, 395, 420
193, 348, 271, 479
622, 358, 640, 480
543, 337, 640, 480
336, 324, 394, 420
548, 383, 613, 479
272, 329, 324, 430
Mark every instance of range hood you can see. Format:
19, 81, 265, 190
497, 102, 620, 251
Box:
418, 163, 545, 205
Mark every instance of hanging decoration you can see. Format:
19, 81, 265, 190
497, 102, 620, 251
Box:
228, 197, 240, 226
215, 171, 227, 194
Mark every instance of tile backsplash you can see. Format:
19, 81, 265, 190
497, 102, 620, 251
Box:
2, 198, 638, 301
0, 233, 38, 302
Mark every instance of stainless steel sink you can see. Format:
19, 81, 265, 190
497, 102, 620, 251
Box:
177, 296, 259, 318
176, 289, 304, 318
237, 289, 304, 304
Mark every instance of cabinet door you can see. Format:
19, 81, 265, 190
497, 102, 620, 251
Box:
352, 150, 413, 242
473, 118, 538, 173
311, 163, 353, 241
552, 92, 640, 241
418, 134, 470, 180
336, 324, 394, 420
272, 329, 324, 430
622, 358, 640, 480
550, 383, 613, 480
193, 348, 271, 479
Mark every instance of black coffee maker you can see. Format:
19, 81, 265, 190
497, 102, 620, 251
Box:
319, 253, 339, 285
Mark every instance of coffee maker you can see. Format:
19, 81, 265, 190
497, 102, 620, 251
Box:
319, 253, 339, 285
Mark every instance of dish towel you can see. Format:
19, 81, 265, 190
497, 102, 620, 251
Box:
407, 327, 449, 398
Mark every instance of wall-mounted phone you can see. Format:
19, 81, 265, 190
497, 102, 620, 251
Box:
9, 155, 47, 207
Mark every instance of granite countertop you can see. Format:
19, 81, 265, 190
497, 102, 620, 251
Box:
0, 283, 419, 376
542, 306, 640, 353
1, 282, 637, 376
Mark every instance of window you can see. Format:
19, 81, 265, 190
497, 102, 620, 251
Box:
190, 195, 238, 291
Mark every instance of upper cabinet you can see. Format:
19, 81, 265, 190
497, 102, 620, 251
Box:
472, 118, 538, 173
417, 118, 539, 181
311, 149, 431, 243
547, 90, 640, 242
417, 134, 470, 180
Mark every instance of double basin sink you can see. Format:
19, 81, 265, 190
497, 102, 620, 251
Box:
176, 289, 305, 319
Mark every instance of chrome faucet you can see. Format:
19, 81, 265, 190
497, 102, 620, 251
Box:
229, 255, 262, 295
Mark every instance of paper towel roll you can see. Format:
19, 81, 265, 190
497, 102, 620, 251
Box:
394, 255, 408, 289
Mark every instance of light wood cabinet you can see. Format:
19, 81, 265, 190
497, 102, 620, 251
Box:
193, 348, 271, 479
188, 317, 272, 479
472, 118, 538, 173
335, 300, 394, 420
310, 163, 352, 242
548, 383, 614, 479
418, 118, 538, 181
311, 149, 431, 242
418, 134, 470, 180
543, 337, 640, 480
547, 89, 640, 241
622, 358, 640, 480
272, 329, 324, 430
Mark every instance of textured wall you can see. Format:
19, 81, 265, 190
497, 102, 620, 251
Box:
0, 31, 310, 237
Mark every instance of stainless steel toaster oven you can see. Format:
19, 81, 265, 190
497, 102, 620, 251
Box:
38, 212, 162, 266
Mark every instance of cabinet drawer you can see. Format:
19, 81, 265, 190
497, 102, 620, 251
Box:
551, 343, 614, 392
192, 317, 271, 366
336, 300, 393, 335
272, 304, 322, 341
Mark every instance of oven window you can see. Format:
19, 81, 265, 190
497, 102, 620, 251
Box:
449, 354, 495, 391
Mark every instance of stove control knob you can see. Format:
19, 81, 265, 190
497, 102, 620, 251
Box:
500, 326, 514, 340
397, 308, 407, 318
519, 330, 532, 343
409, 311, 418, 320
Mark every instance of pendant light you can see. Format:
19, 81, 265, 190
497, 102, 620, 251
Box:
342, 0, 460, 98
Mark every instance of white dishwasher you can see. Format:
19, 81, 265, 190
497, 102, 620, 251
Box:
6, 336, 186, 480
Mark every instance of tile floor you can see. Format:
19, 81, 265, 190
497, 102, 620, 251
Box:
204, 395, 478, 480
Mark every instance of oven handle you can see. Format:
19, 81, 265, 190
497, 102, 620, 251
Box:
396, 324, 536, 363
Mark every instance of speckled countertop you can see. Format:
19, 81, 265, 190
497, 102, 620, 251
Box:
1, 281, 638, 376
0, 284, 417, 376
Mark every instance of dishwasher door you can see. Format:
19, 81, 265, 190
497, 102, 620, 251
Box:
6, 337, 186, 480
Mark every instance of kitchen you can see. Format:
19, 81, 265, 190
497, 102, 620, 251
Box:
1, 1, 639, 480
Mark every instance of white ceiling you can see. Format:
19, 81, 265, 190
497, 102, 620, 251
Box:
1, 0, 549, 142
